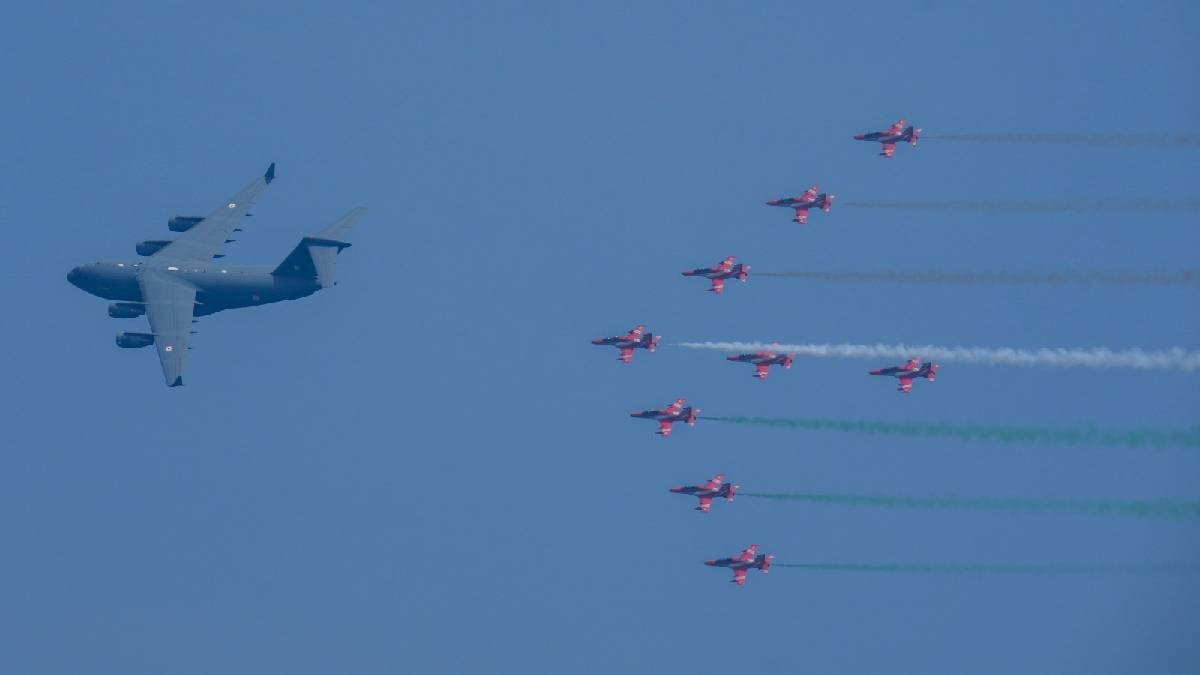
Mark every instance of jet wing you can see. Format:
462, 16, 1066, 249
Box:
618, 347, 634, 363
754, 363, 770, 379
138, 269, 198, 387
732, 568, 748, 585
696, 496, 713, 513
710, 277, 726, 294
793, 207, 810, 224
898, 377, 913, 393
152, 163, 275, 264
881, 142, 896, 158
657, 420, 674, 437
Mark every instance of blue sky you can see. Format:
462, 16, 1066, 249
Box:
2, 1, 1198, 673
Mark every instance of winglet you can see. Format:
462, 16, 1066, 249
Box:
169, 376, 183, 387
264, 162, 276, 184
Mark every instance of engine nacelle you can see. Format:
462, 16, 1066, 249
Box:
168, 216, 204, 232
136, 240, 171, 256
116, 331, 154, 348
108, 302, 145, 318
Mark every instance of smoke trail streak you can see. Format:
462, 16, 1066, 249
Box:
841, 198, 1200, 212
741, 492, 1200, 519
697, 416, 1200, 449
925, 132, 1200, 147
774, 562, 1200, 576
677, 341, 1200, 372
758, 270, 1200, 287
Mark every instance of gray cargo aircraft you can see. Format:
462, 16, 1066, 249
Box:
67, 163, 364, 387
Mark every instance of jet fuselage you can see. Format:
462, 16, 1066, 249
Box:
67, 261, 320, 316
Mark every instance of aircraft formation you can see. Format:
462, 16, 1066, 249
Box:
591, 119, 943, 585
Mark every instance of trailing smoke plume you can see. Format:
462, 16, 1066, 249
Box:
925, 132, 1200, 147
696, 416, 1200, 449
677, 341, 1200, 372
757, 270, 1200, 287
841, 199, 1200, 212
741, 492, 1200, 519
773, 562, 1200, 576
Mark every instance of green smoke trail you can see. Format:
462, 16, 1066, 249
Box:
699, 416, 1200, 449
774, 562, 1200, 576
740, 492, 1200, 519
756, 269, 1200, 287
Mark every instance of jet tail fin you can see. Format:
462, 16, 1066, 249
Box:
272, 207, 366, 288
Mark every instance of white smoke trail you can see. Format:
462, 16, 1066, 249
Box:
676, 341, 1200, 372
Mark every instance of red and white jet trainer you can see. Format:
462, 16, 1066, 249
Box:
670, 473, 739, 512
630, 398, 699, 437
766, 185, 834, 224
869, 358, 939, 394
727, 351, 794, 379
854, 118, 921, 158
681, 256, 751, 295
591, 324, 660, 364
705, 544, 774, 586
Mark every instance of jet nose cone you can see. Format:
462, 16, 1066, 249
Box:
67, 266, 82, 288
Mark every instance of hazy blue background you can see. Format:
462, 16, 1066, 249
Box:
2, 2, 1198, 673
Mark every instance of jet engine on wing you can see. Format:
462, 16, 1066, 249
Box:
168, 216, 204, 232
108, 302, 146, 318
136, 240, 171, 256
115, 331, 155, 348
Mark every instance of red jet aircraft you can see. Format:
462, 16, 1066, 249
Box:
869, 358, 939, 393
591, 324, 660, 364
670, 473, 739, 512
681, 256, 750, 295
705, 544, 774, 586
766, 185, 834, 224
727, 350, 794, 379
630, 398, 699, 437
854, 118, 922, 157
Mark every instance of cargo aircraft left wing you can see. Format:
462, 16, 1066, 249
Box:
138, 269, 197, 387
